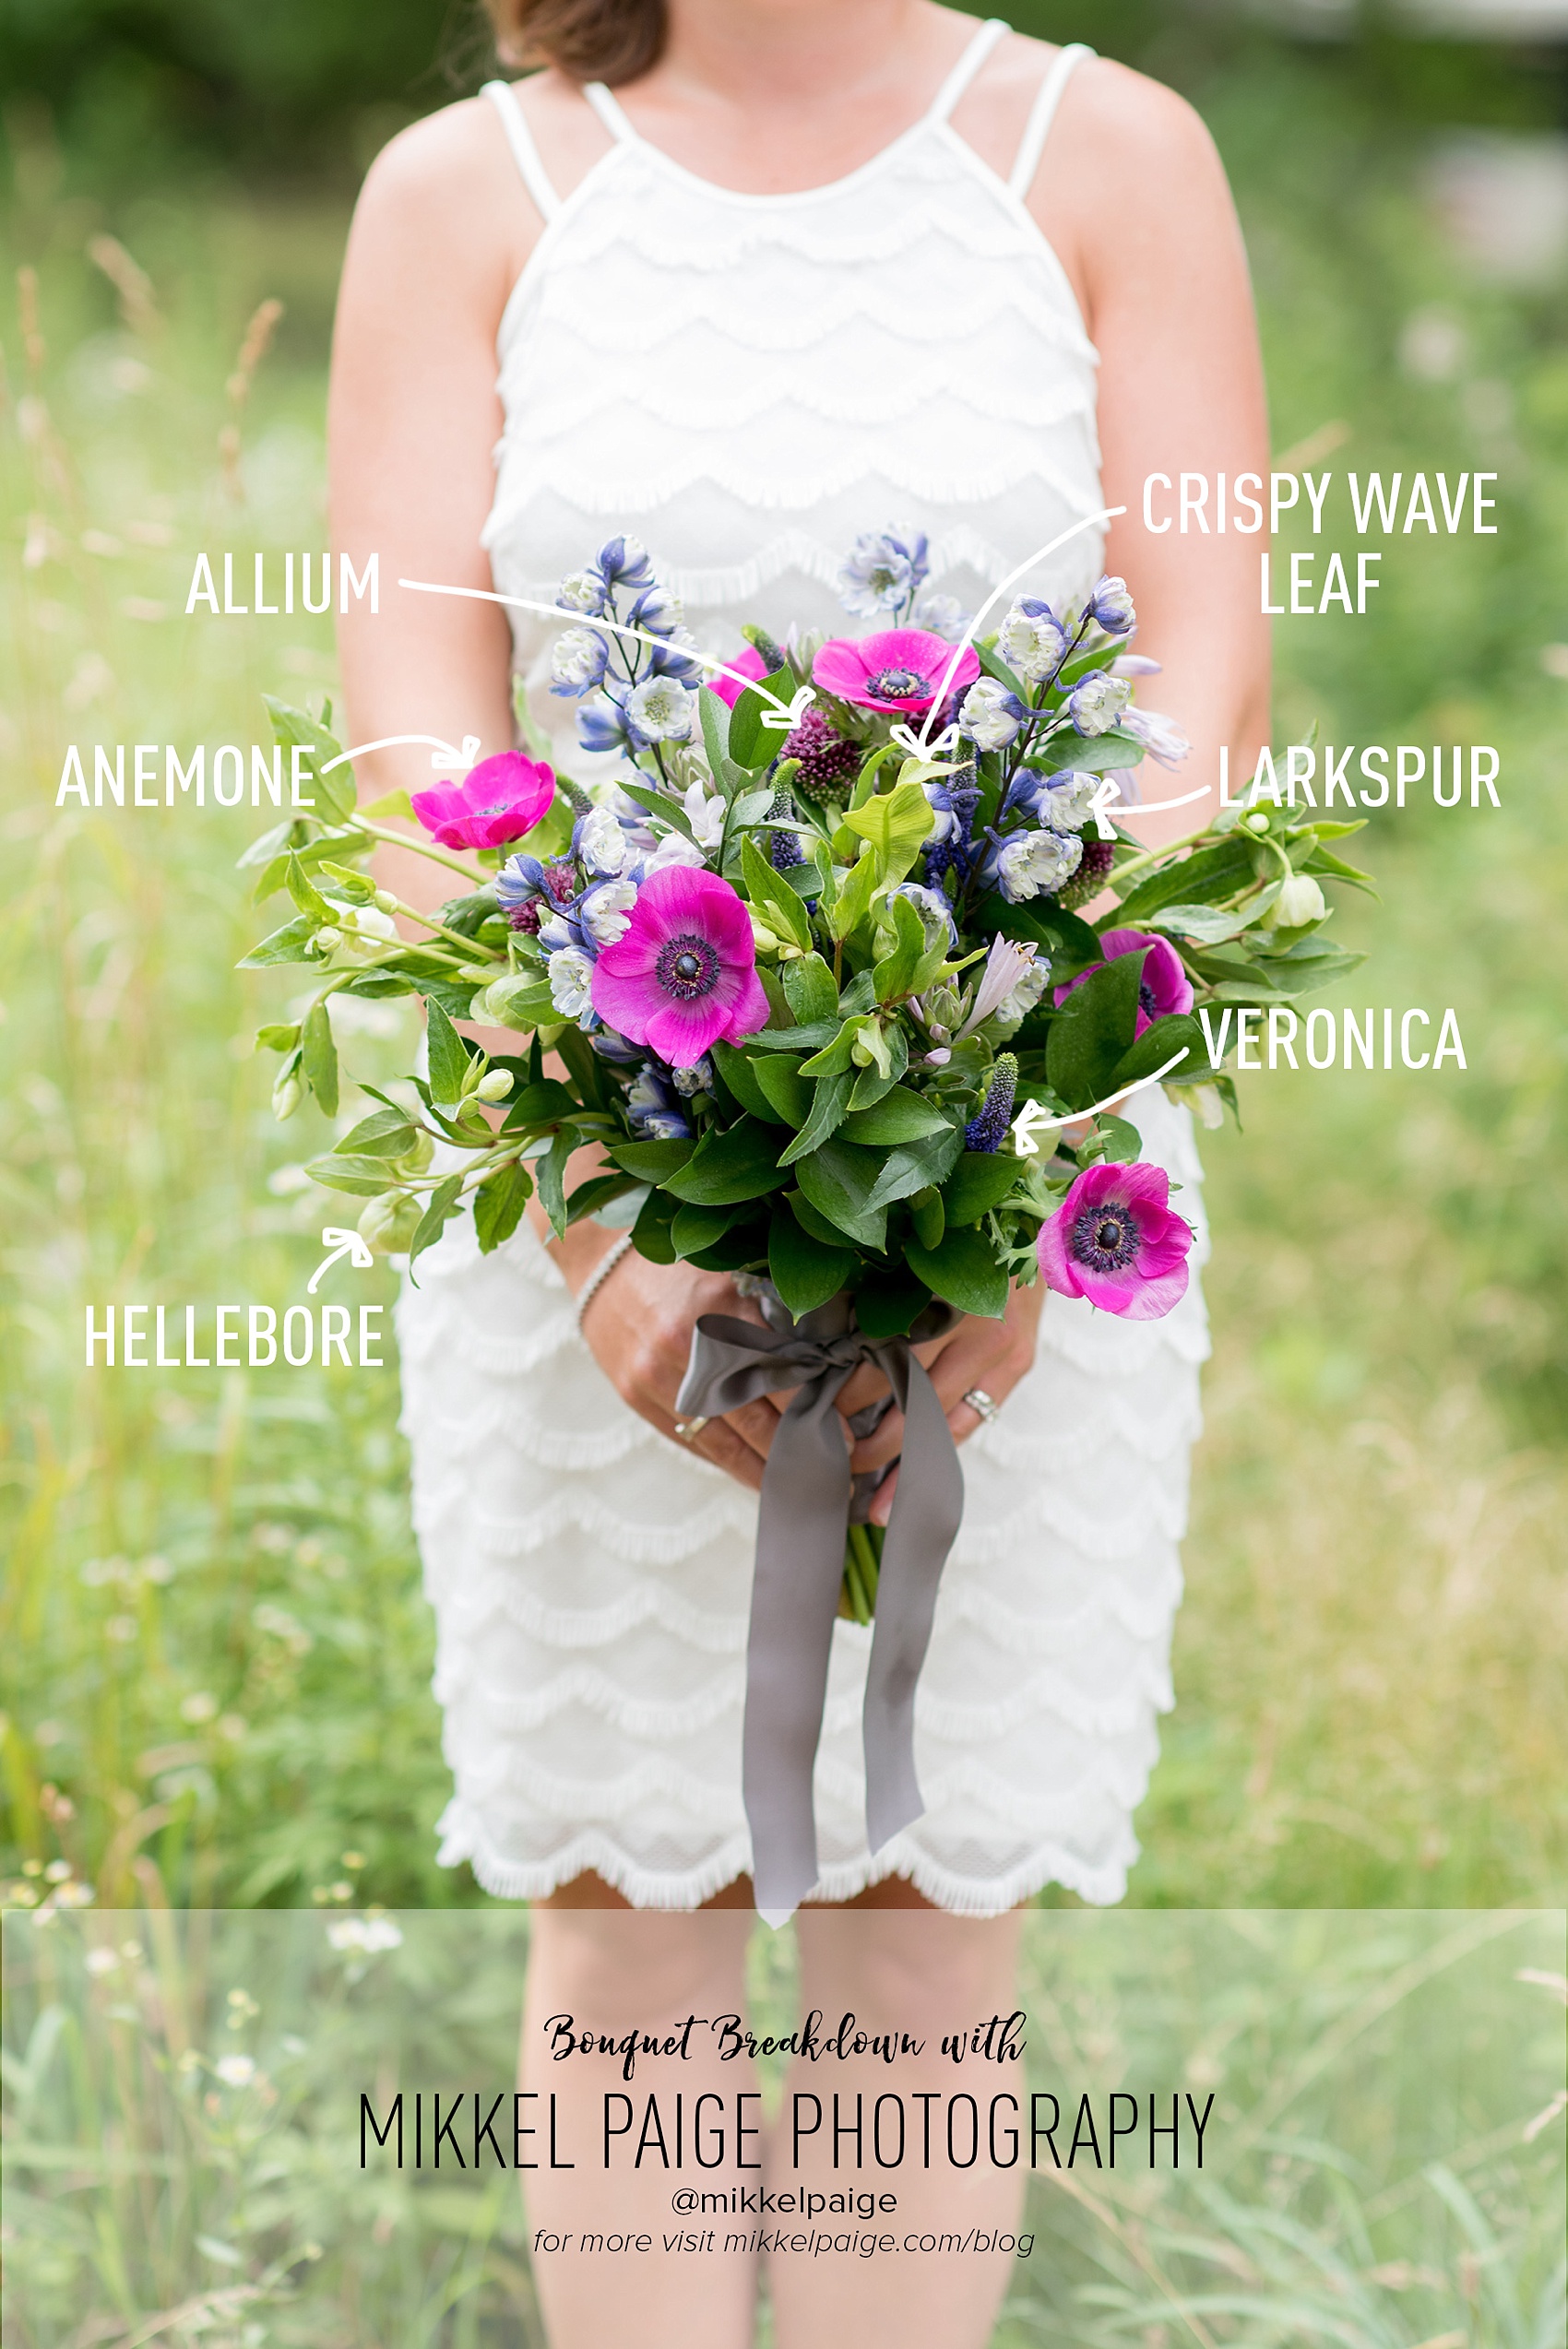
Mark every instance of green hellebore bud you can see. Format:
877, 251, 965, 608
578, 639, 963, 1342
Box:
271, 1069, 303, 1121
398, 1129, 435, 1174
480, 975, 544, 1028
474, 1069, 514, 1102
358, 1191, 422, 1254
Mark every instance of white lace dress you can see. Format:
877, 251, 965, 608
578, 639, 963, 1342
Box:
395, 18, 1212, 1913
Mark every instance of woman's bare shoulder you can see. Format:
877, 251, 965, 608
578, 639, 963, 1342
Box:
343, 94, 539, 320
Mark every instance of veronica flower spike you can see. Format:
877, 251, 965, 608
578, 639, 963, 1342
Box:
590, 866, 770, 1063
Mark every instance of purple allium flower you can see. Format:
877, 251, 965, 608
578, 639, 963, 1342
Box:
1038, 1161, 1193, 1319
813, 627, 980, 718
837, 528, 930, 620
1055, 836, 1117, 910
1087, 575, 1137, 635
782, 706, 861, 805
590, 865, 770, 1063
410, 753, 555, 851
964, 1054, 1017, 1153
1053, 927, 1194, 1036
1066, 670, 1133, 737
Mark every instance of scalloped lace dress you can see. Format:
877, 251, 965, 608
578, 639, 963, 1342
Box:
394, 18, 1212, 1912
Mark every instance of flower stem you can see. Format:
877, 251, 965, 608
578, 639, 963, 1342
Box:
349, 817, 490, 887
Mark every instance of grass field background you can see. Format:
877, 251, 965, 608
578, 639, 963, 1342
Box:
2, 38, 1566, 1926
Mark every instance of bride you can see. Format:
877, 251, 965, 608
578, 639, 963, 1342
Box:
329, 3, 1268, 2341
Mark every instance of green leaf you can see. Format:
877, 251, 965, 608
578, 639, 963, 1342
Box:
631, 1187, 678, 1265
727, 666, 792, 767
740, 834, 812, 952
239, 914, 318, 968
237, 817, 305, 872
473, 1159, 533, 1253
853, 1266, 932, 1339
768, 1210, 855, 1319
671, 1202, 735, 1259
359, 785, 415, 821
826, 845, 882, 942
303, 1152, 399, 1196
610, 1137, 695, 1182
838, 1086, 948, 1145
838, 777, 933, 884
502, 1076, 579, 1131
904, 1227, 1008, 1319
793, 1139, 888, 1252
1116, 837, 1254, 921
746, 1054, 809, 1128
683, 1219, 770, 1272
797, 1019, 861, 1078
1109, 1011, 1203, 1093
698, 675, 732, 775
615, 777, 701, 846
1046, 951, 1145, 1111
536, 1127, 576, 1237
778, 1072, 853, 1167
408, 1174, 464, 1275
862, 1124, 963, 1213
662, 1118, 789, 1206
941, 1149, 1026, 1226
783, 954, 837, 1025
301, 1000, 339, 1117
909, 1185, 944, 1251
1033, 726, 1143, 777
255, 1022, 301, 1053
425, 999, 472, 1105
334, 1107, 417, 1158
264, 695, 353, 823
564, 1172, 640, 1225
1087, 1112, 1141, 1164
871, 889, 927, 1005
709, 1042, 786, 1125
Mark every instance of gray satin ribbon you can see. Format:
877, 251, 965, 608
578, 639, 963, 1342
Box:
674, 1291, 964, 1926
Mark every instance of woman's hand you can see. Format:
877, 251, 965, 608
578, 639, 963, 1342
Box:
573, 1242, 782, 1493
836, 1280, 1046, 1527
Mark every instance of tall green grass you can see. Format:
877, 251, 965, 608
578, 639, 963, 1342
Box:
4, 1906, 1562, 2346
1, 52, 1565, 1916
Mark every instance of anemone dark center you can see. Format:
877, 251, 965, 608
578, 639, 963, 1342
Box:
1070, 1202, 1140, 1275
866, 666, 927, 700
1138, 979, 1158, 1018
657, 933, 720, 1000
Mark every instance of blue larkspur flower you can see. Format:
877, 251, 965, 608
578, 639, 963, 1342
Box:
837, 528, 930, 620
1087, 575, 1136, 635
1066, 670, 1132, 737
595, 535, 654, 590
895, 881, 958, 949
921, 767, 980, 891
625, 1062, 692, 1141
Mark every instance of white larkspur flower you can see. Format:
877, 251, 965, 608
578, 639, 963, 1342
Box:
578, 878, 638, 945
837, 528, 929, 618
990, 829, 1083, 904
1067, 670, 1133, 737
556, 568, 607, 615
646, 830, 707, 872
625, 675, 695, 742
547, 946, 596, 1019
958, 676, 1027, 753
996, 963, 1051, 1026
551, 626, 609, 692
910, 589, 969, 639
576, 805, 633, 877
671, 1058, 714, 1097
1121, 706, 1191, 767
681, 781, 726, 850
1039, 770, 1102, 833
998, 599, 1069, 684
895, 881, 959, 947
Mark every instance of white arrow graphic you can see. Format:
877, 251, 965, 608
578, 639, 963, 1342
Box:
306, 1226, 375, 1294
317, 732, 482, 777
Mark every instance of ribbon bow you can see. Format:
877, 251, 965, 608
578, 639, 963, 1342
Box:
675, 1291, 963, 1925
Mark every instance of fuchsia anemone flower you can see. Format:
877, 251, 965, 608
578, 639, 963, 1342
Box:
706, 644, 769, 708
1038, 1161, 1194, 1321
1054, 927, 1194, 1037
590, 866, 770, 1063
410, 753, 555, 851
813, 627, 980, 717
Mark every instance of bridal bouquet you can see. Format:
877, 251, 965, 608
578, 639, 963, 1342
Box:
242, 528, 1373, 1616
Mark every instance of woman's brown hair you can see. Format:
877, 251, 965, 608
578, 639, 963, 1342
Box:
483, 0, 666, 84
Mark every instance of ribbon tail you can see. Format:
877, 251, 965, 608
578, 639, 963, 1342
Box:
741, 1374, 855, 1925
861, 1346, 965, 1857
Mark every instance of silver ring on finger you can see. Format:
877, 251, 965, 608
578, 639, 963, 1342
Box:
673, 1416, 709, 1444
962, 1388, 1000, 1424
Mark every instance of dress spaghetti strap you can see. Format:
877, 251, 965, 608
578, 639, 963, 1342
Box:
926, 18, 1011, 124
581, 80, 639, 143
481, 79, 562, 222
1007, 42, 1095, 198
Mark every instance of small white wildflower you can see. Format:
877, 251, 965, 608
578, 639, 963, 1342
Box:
214, 2054, 256, 2088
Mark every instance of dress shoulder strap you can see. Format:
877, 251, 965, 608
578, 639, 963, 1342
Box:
581, 80, 640, 143
927, 18, 1011, 125
481, 79, 562, 221
1007, 42, 1094, 197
